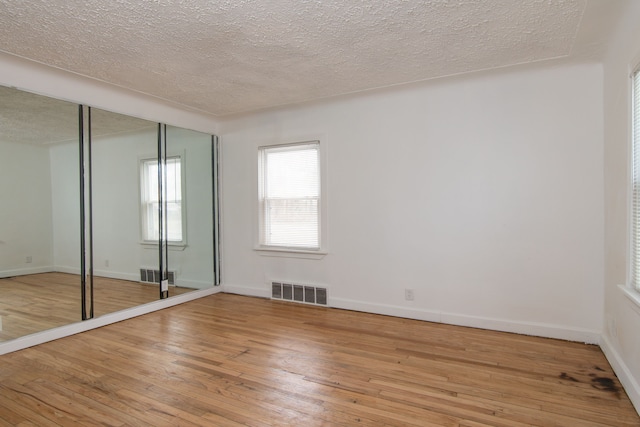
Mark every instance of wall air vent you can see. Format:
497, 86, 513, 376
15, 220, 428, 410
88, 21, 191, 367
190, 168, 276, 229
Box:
139, 269, 175, 285
271, 281, 327, 306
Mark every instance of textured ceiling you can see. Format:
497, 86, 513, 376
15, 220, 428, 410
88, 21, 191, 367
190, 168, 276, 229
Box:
0, 86, 155, 145
0, 0, 619, 117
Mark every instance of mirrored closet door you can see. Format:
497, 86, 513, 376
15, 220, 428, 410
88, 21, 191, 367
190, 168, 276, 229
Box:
164, 125, 218, 294
0, 86, 81, 340
0, 86, 219, 343
88, 107, 165, 317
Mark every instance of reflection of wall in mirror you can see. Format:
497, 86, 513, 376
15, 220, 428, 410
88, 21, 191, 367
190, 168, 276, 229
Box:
50, 142, 80, 274
0, 140, 54, 277
49, 127, 214, 289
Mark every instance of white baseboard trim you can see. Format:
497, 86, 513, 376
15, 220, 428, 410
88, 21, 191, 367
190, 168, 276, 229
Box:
600, 334, 640, 415
57, 268, 212, 290
218, 286, 601, 344
0, 286, 221, 355
440, 313, 600, 344
54, 265, 80, 275
330, 297, 442, 323
176, 278, 215, 290
93, 269, 138, 282
0, 266, 54, 278
330, 297, 600, 344
223, 283, 271, 298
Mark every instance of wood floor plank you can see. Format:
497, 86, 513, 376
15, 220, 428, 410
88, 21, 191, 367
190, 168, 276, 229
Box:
0, 293, 638, 426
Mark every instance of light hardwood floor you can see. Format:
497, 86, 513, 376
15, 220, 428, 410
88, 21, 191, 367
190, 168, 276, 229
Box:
0, 293, 638, 426
0, 272, 194, 341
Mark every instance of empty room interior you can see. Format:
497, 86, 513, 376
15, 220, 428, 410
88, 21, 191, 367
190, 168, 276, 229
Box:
1, 0, 640, 425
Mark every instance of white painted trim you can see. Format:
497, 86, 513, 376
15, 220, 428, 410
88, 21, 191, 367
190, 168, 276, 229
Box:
600, 334, 640, 415
254, 247, 328, 259
440, 312, 600, 344
220, 286, 600, 343
54, 266, 81, 275
93, 269, 139, 282
0, 286, 221, 355
223, 283, 270, 298
330, 297, 600, 344
252, 134, 329, 257
0, 266, 54, 278
176, 279, 216, 290
620, 284, 640, 312
55, 267, 213, 290
330, 297, 442, 323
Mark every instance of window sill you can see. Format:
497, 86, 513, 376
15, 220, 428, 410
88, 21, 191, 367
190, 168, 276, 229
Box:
140, 242, 187, 252
619, 284, 640, 310
254, 247, 327, 260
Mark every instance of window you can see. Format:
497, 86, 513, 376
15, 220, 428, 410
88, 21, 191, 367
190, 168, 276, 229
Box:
140, 156, 185, 244
632, 69, 640, 291
258, 141, 320, 250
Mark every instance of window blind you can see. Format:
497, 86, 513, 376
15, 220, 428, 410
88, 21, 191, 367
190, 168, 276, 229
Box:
632, 69, 640, 290
259, 142, 320, 249
141, 156, 183, 242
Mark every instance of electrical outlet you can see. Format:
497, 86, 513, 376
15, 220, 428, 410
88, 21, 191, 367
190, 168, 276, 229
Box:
105, 259, 110, 268
25, 256, 32, 263
405, 289, 415, 301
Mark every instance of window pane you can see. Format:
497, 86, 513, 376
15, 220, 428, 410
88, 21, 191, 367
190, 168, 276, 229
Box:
141, 156, 183, 243
265, 147, 319, 199
166, 157, 181, 202
259, 142, 320, 249
166, 201, 182, 241
265, 198, 318, 247
145, 160, 159, 203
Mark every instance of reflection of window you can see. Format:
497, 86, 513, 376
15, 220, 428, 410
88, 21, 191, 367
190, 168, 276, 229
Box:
258, 141, 320, 250
140, 156, 185, 244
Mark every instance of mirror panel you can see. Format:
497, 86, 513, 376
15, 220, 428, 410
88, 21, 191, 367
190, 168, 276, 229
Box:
0, 86, 218, 345
165, 125, 215, 292
89, 108, 164, 315
0, 86, 80, 341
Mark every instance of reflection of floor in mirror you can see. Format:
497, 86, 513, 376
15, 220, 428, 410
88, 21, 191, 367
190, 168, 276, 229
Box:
0, 272, 195, 342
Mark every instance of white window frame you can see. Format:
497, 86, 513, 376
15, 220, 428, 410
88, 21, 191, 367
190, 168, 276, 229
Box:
256, 139, 327, 258
632, 68, 640, 291
621, 65, 640, 309
139, 153, 187, 248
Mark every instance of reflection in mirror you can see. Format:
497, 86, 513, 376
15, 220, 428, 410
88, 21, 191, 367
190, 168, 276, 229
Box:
89, 109, 194, 316
0, 85, 80, 341
165, 125, 215, 293
0, 86, 217, 344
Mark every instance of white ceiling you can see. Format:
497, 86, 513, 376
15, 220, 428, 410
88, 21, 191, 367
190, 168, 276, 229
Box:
0, 0, 627, 117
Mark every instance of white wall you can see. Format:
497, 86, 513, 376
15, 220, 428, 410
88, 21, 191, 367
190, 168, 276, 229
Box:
221, 62, 604, 343
0, 141, 54, 276
601, 0, 640, 413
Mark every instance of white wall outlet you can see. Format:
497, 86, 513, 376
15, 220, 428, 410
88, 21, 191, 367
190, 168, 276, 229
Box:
105, 259, 109, 268
25, 256, 32, 263
161, 279, 169, 292
405, 289, 415, 301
